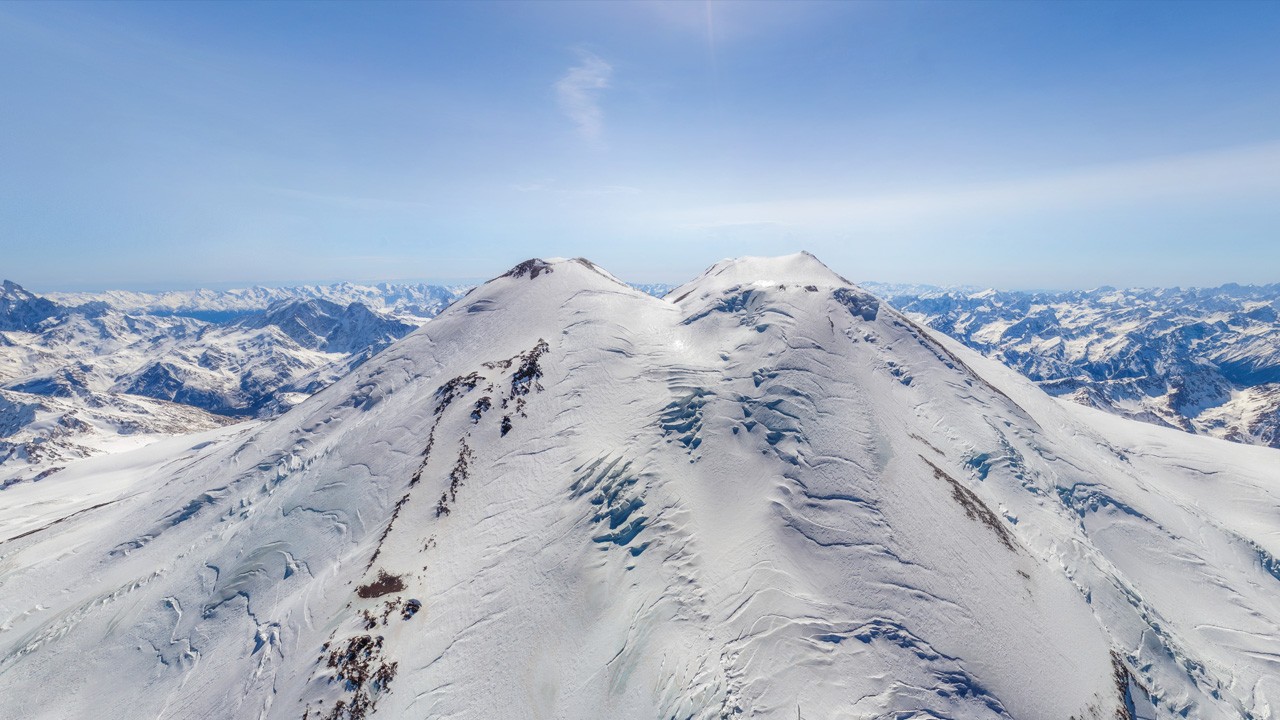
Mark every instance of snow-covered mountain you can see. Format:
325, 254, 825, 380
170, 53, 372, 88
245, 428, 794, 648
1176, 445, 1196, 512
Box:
117, 298, 420, 417
1, 290, 422, 413
46, 282, 472, 323
3, 254, 1277, 719
0, 282, 440, 482
872, 283, 1280, 448
0, 279, 65, 331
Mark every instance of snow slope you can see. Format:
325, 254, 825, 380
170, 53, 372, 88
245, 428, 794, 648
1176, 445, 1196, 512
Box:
1, 254, 1277, 719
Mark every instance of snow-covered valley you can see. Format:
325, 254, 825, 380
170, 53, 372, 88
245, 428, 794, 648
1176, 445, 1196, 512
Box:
1, 255, 1277, 718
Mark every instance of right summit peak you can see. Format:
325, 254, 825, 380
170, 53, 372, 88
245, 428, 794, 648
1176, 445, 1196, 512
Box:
670, 251, 852, 300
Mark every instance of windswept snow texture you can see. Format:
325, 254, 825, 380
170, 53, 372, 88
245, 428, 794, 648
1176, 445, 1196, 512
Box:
2, 255, 1279, 719
871, 282, 1280, 448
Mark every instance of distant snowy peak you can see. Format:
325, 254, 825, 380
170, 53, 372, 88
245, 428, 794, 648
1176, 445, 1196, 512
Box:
46, 281, 472, 322
0, 284, 428, 440
0, 281, 440, 478
629, 282, 675, 298
0, 279, 62, 332
232, 297, 417, 354
859, 281, 984, 298
0, 279, 41, 304
113, 300, 420, 417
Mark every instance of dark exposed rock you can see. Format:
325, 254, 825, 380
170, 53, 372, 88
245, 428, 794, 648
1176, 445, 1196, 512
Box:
502, 259, 554, 280
355, 571, 405, 599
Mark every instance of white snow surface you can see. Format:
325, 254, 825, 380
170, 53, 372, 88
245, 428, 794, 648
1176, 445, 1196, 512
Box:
1, 254, 1278, 719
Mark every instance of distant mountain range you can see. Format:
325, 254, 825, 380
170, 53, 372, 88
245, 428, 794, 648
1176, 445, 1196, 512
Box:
0, 281, 474, 483
44, 281, 472, 323
867, 282, 1280, 448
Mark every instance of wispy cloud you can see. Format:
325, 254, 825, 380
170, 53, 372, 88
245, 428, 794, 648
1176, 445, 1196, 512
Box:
670, 141, 1280, 229
555, 50, 612, 146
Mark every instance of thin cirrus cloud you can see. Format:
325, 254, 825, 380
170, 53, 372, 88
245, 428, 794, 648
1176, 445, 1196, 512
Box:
670, 141, 1280, 230
554, 49, 612, 146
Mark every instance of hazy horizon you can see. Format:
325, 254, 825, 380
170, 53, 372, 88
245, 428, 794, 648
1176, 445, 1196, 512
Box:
12, 258, 1280, 297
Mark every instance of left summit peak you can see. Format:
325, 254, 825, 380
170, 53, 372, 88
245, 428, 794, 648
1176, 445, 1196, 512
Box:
491, 257, 628, 288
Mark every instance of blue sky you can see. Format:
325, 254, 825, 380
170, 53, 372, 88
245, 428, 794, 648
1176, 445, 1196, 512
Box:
2, 1, 1278, 291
